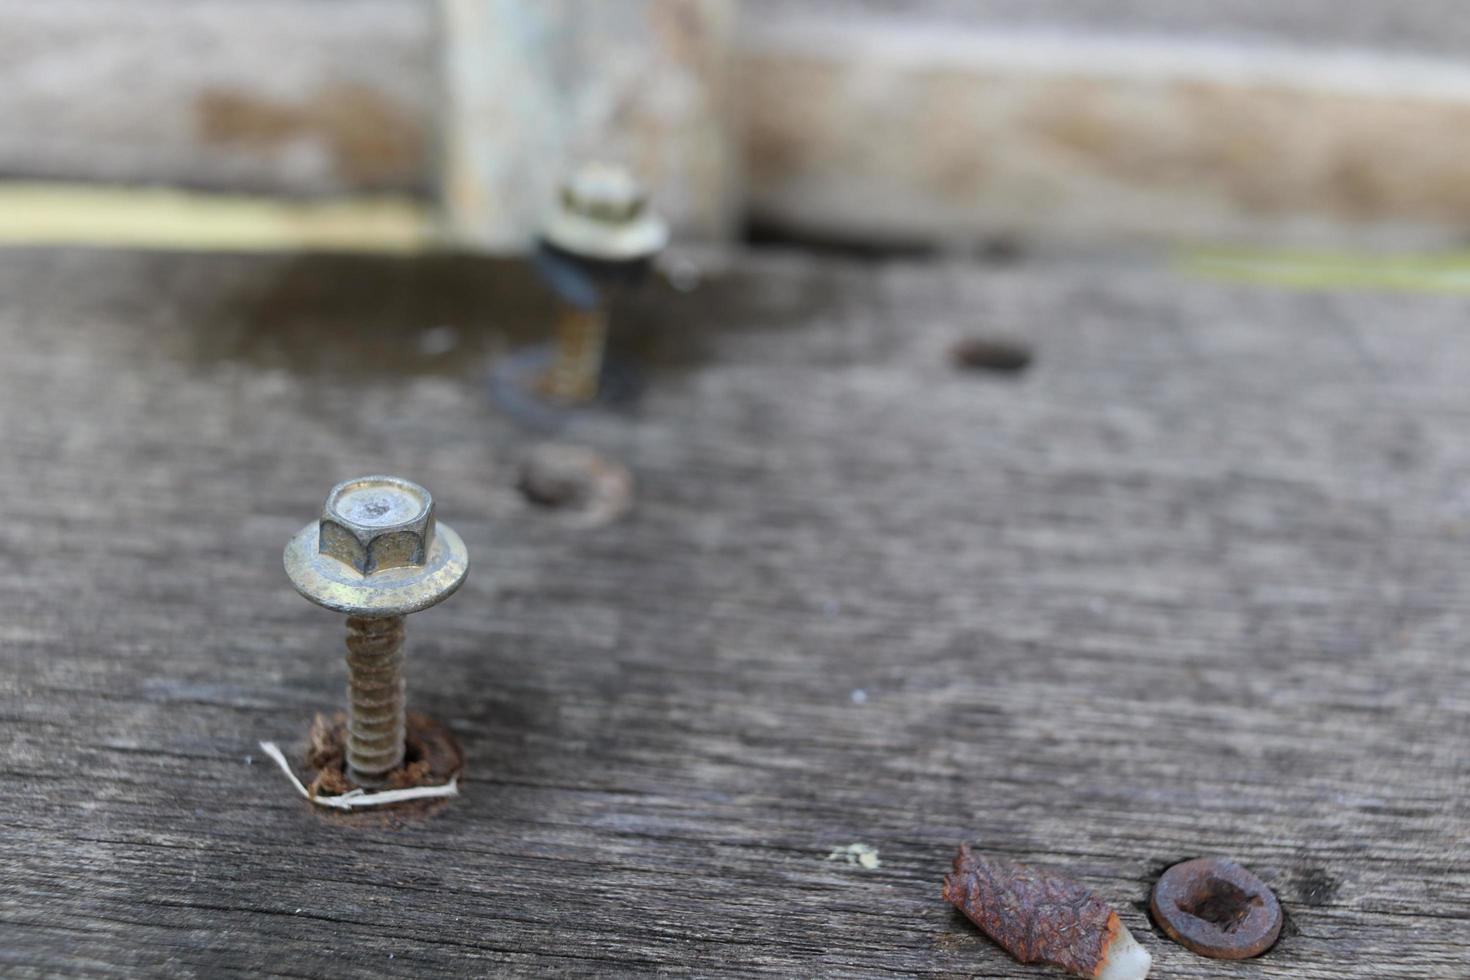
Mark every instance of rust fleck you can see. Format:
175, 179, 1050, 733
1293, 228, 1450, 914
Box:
942, 845, 1146, 978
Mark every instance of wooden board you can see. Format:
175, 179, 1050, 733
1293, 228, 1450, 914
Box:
1, 246, 1466, 977
0, 2, 433, 196
11, 1, 1470, 250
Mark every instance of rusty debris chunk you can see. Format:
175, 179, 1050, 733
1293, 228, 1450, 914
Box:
942, 845, 1151, 979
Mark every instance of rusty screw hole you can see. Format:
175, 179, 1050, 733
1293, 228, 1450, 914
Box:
303, 711, 463, 806
1180, 876, 1261, 933
518, 463, 590, 510
950, 337, 1033, 374
516, 444, 634, 528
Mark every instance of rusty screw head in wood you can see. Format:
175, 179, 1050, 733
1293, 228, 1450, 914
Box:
1150, 857, 1282, 959
284, 476, 469, 786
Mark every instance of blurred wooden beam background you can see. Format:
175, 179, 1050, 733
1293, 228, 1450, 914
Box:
2, 0, 1469, 249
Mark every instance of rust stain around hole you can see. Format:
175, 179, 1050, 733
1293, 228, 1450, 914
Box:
301, 711, 462, 824
516, 444, 634, 529
196, 84, 425, 184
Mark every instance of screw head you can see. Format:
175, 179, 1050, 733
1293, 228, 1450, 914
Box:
562, 164, 647, 223
540, 162, 669, 262
1150, 857, 1282, 959
319, 476, 434, 575
285, 475, 469, 617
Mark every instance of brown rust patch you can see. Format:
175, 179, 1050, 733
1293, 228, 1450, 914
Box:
197, 83, 424, 185
304, 710, 462, 802
942, 844, 1118, 977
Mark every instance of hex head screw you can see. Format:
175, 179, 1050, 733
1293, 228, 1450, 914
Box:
284, 476, 469, 786
535, 162, 668, 404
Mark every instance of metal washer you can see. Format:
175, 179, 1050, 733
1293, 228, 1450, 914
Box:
284, 521, 470, 617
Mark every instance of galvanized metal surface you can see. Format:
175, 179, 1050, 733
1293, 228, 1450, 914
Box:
343, 614, 409, 780
285, 476, 469, 617
541, 163, 669, 264
284, 475, 469, 785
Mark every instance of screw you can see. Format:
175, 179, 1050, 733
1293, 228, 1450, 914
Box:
1150, 857, 1282, 959
542, 305, 610, 403
535, 162, 668, 404
284, 476, 469, 786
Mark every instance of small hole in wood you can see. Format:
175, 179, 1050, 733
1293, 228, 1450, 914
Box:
516, 444, 634, 528
950, 337, 1033, 374
518, 463, 590, 510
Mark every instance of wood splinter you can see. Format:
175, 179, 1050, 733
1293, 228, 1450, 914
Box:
942, 844, 1152, 980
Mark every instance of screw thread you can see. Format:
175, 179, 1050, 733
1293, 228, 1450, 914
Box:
543, 304, 609, 403
344, 614, 407, 784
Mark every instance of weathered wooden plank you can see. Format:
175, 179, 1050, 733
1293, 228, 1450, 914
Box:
0, 247, 1466, 977
740, 20, 1470, 249
9, 1, 1470, 249
0, 0, 433, 195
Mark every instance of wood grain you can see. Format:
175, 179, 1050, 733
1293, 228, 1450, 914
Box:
0, 2, 432, 196
0, 247, 1466, 977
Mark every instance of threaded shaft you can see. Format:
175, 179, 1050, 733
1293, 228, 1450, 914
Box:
542, 304, 609, 403
344, 614, 406, 785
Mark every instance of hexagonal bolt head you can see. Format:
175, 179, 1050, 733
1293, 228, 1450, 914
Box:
316, 476, 436, 576
561, 163, 649, 224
